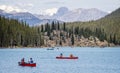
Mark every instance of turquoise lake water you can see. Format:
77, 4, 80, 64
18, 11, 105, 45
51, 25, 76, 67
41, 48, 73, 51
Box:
0, 47, 120, 73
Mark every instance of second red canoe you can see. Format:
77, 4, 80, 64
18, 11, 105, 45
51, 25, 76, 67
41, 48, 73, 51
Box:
56, 56, 78, 59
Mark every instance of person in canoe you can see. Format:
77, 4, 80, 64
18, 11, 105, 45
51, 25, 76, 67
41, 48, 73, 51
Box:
21, 58, 25, 64
60, 53, 63, 57
29, 58, 34, 64
70, 54, 73, 58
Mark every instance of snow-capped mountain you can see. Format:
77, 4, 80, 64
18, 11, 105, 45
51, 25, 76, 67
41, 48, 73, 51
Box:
0, 7, 108, 26
0, 10, 41, 26
52, 7, 108, 22
35, 7, 69, 20
36, 7, 108, 22
0, 9, 63, 26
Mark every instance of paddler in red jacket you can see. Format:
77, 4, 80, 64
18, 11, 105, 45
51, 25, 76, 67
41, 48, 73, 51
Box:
21, 58, 25, 64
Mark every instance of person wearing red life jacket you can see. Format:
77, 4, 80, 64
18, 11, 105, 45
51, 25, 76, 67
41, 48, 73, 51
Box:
21, 58, 25, 64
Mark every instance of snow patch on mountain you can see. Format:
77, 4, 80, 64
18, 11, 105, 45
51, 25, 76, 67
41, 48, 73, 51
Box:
40, 8, 58, 16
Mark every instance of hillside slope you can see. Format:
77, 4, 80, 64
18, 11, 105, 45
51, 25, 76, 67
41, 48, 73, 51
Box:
66, 7, 120, 44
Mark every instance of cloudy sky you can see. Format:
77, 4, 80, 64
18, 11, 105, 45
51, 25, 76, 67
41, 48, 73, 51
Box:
0, 0, 120, 15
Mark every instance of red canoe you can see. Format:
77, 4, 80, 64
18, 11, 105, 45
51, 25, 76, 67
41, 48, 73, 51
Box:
18, 62, 36, 67
56, 56, 78, 59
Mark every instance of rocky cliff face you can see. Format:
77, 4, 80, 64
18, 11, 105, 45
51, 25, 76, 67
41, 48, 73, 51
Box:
42, 30, 114, 47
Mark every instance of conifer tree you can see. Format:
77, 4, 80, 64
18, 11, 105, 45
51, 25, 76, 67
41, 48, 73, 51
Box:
71, 34, 74, 45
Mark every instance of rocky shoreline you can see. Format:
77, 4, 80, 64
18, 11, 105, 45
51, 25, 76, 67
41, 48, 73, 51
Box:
42, 30, 116, 47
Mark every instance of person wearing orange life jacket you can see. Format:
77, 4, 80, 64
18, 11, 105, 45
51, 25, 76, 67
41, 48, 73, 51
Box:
70, 54, 73, 57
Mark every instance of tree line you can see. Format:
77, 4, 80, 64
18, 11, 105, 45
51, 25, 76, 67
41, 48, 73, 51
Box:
0, 15, 119, 47
0, 16, 44, 47
40, 21, 120, 46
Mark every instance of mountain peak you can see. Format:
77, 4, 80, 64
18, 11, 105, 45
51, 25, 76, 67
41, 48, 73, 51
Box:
55, 7, 69, 16
58, 7, 69, 11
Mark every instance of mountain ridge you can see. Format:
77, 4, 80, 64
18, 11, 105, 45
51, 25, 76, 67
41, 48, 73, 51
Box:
36, 7, 108, 22
0, 7, 108, 26
0, 10, 63, 26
